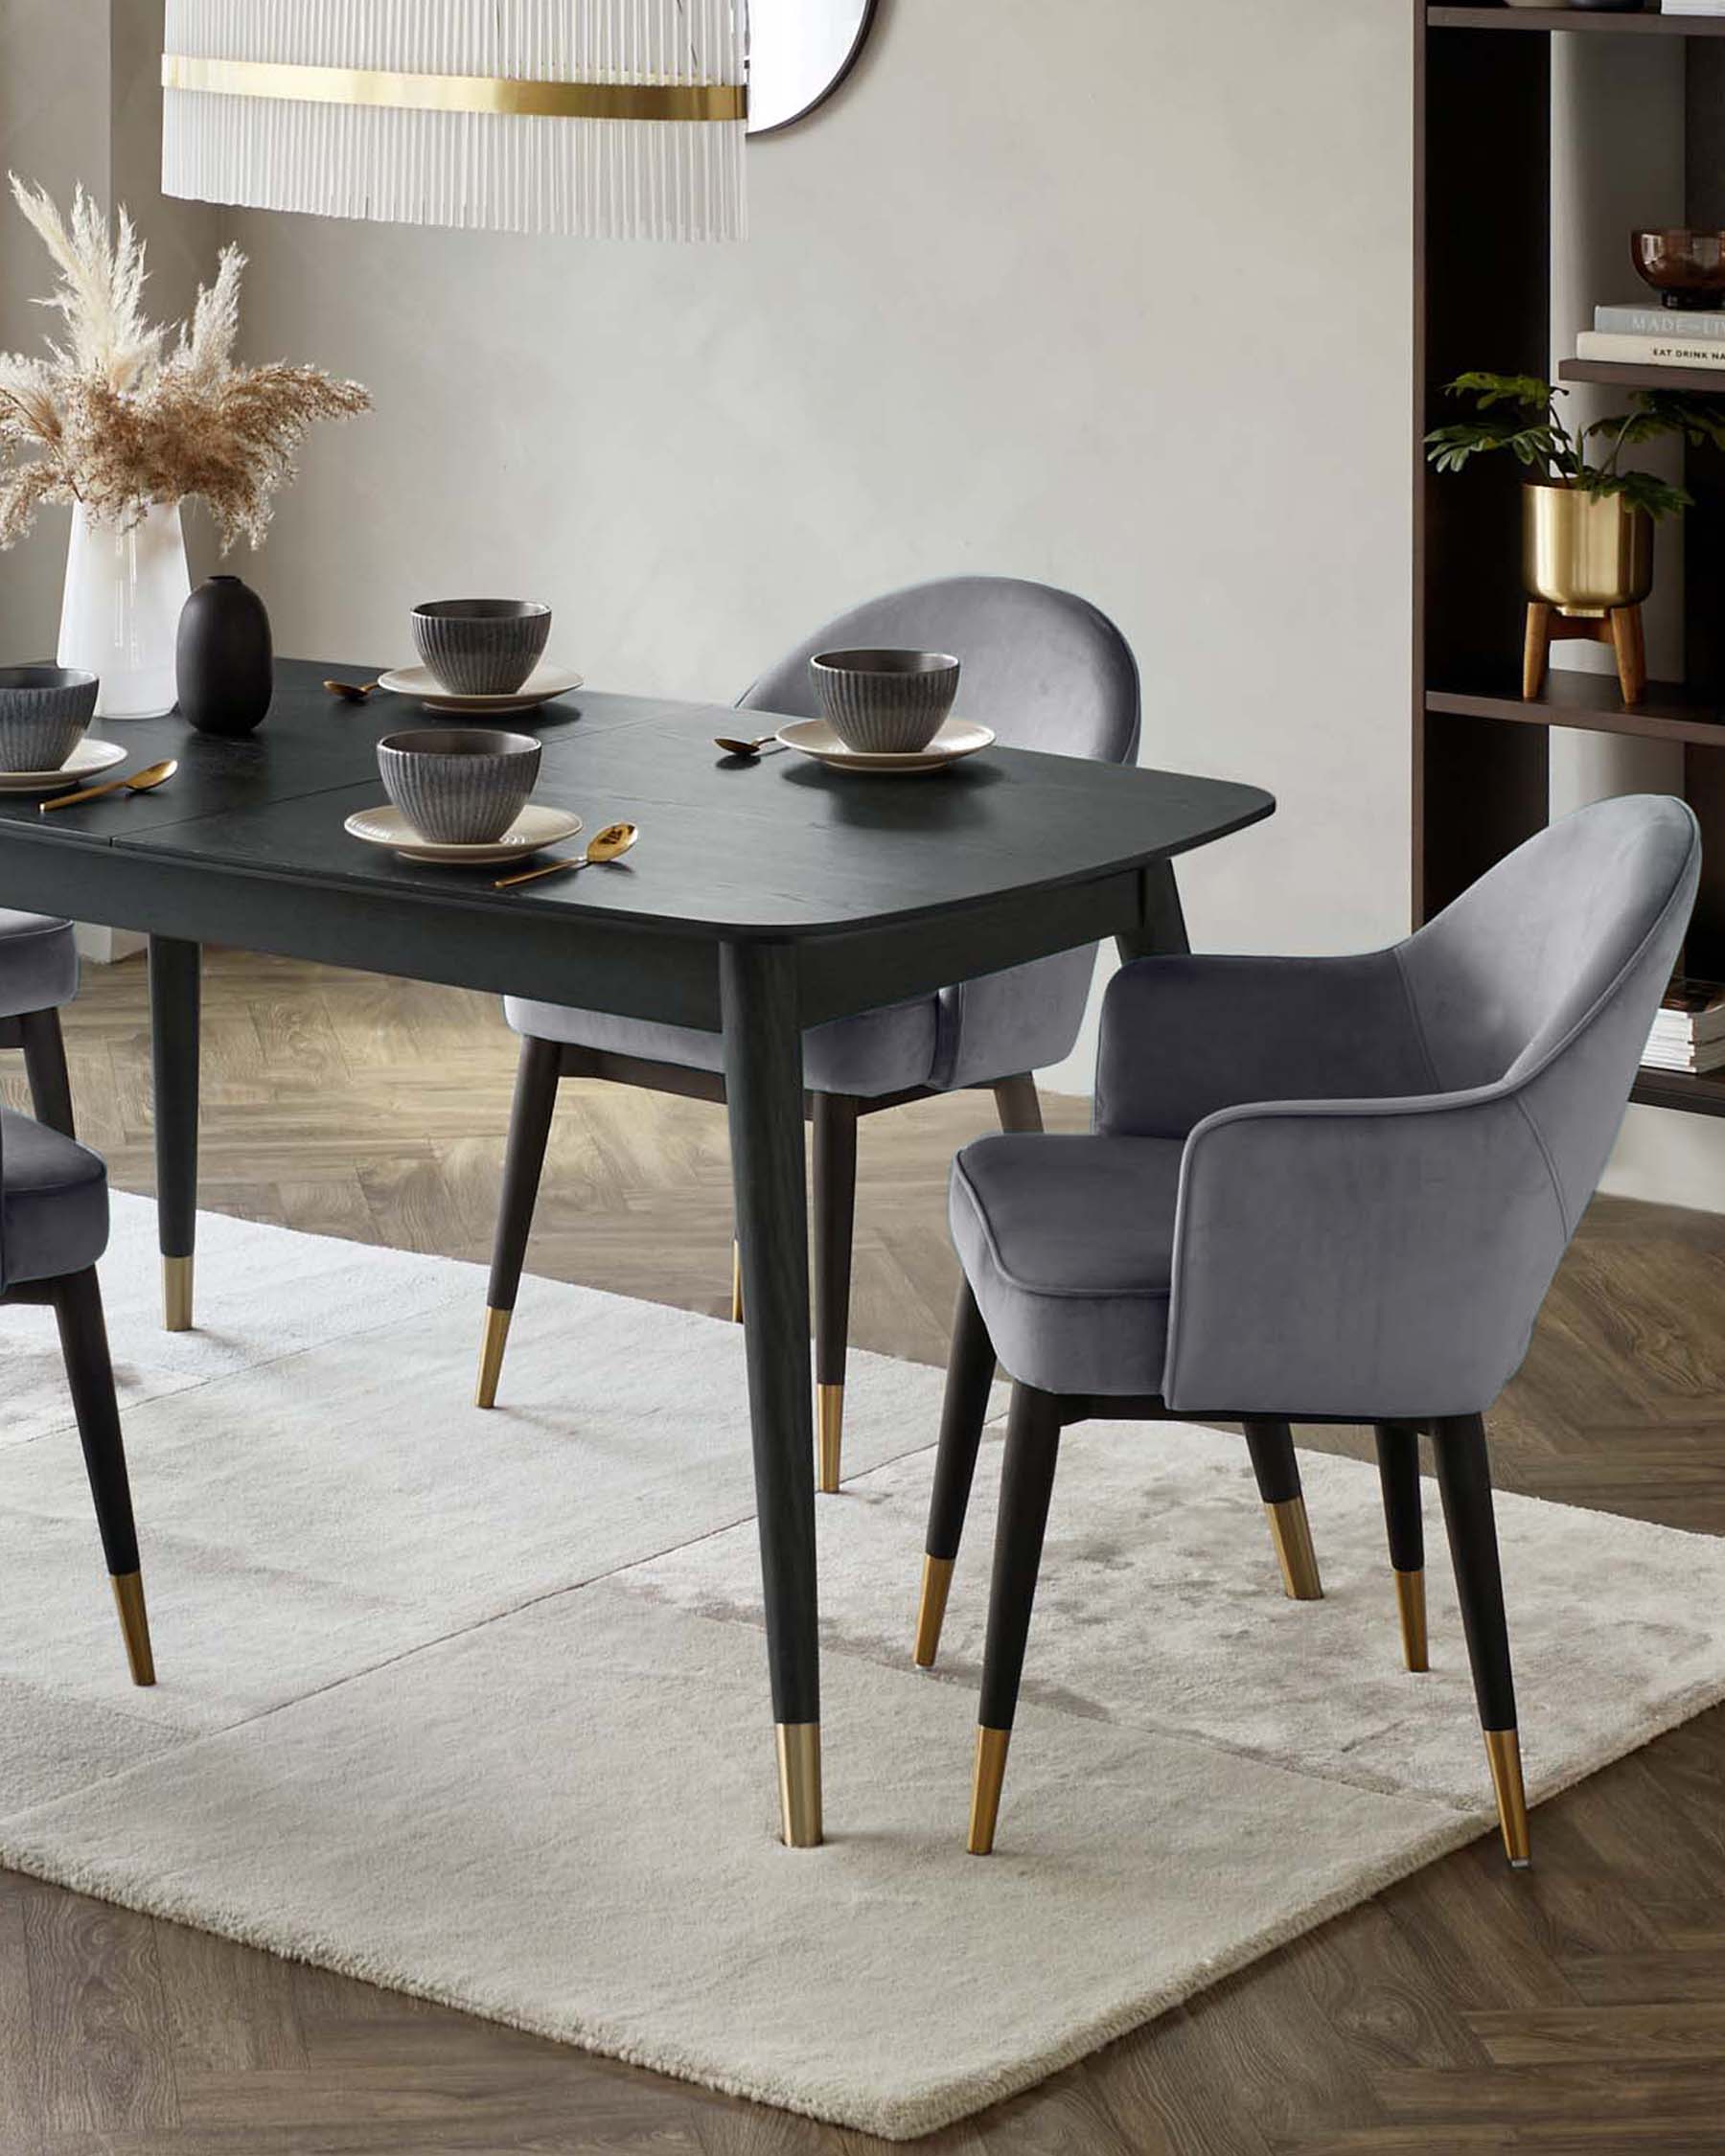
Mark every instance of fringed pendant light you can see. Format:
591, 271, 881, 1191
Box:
161, 1, 748, 241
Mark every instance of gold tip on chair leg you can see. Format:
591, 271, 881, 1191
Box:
1394, 1567, 1430, 1672
1265, 1496, 1323, 1601
913, 1555, 954, 1668
817, 1384, 844, 1495
775, 1722, 823, 1847
968, 1727, 1011, 1855
110, 1571, 155, 1687
1484, 1727, 1532, 1869
474, 1306, 513, 1410
162, 1254, 194, 1334
730, 1240, 744, 1325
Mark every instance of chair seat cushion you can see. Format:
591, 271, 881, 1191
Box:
1, 1111, 108, 1288
950, 1133, 1184, 1398
502, 994, 940, 1098
0, 911, 76, 1020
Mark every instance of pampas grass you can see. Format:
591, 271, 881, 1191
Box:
0, 176, 370, 551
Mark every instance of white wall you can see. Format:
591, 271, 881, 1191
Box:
228, 0, 1416, 1091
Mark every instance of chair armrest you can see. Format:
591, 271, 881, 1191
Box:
1162, 1087, 1568, 1421
1094, 951, 1436, 1137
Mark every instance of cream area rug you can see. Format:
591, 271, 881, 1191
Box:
5, 1198, 1725, 2139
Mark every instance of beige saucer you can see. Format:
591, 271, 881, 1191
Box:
376, 663, 584, 715
345, 802, 583, 864
775, 717, 995, 774
0, 737, 126, 793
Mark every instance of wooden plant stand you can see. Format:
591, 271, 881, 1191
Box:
1522, 601, 1646, 708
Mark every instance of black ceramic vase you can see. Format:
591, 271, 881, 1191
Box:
176, 575, 273, 735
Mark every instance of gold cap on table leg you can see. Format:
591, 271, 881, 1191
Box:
913, 1554, 954, 1668
817, 1383, 844, 1495
110, 1571, 155, 1686
1265, 1495, 1322, 1601
968, 1726, 1011, 1855
162, 1254, 194, 1334
730, 1239, 744, 1325
1484, 1727, 1531, 1869
1393, 1567, 1430, 1672
775, 1722, 823, 1848
474, 1306, 512, 1410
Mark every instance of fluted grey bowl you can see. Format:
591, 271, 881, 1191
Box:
0, 666, 99, 773
810, 648, 961, 754
377, 727, 542, 845
411, 600, 552, 698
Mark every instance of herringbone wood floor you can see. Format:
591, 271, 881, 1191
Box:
4, 949, 1725, 2155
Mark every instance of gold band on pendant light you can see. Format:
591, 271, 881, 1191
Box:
162, 54, 747, 125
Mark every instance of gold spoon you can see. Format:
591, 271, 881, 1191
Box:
713, 732, 785, 759
40, 758, 179, 814
494, 821, 639, 890
325, 678, 380, 702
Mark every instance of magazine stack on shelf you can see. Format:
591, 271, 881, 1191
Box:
1577, 305, 1725, 373
1643, 977, 1725, 1078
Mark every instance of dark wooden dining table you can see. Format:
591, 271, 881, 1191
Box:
0, 660, 1273, 1846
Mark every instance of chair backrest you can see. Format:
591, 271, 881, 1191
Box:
741, 577, 1142, 1090
1401, 793, 1701, 1234
739, 575, 1141, 764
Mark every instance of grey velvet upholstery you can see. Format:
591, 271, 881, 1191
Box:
0, 1109, 108, 1289
505, 577, 1141, 1089
954, 795, 1700, 1418
0, 910, 77, 1020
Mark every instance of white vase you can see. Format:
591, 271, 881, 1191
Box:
58, 499, 192, 720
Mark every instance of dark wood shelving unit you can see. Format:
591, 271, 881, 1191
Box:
1429, 6, 1725, 34
1561, 356, 1725, 394
1416, 0, 1725, 1118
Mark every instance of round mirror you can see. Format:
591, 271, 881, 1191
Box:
748, 0, 879, 137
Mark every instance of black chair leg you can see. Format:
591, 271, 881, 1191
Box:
915, 1281, 998, 1667
992, 1073, 1044, 1135
52, 1267, 153, 1686
1433, 1412, 1530, 1869
1374, 1420, 1429, 1671
475, 1034, 562, 1409
1242, 1418, 1322, 1600
812, 1092, 859, 1495
969, 1381, 1064, 1853
18, 1008, 75, 1137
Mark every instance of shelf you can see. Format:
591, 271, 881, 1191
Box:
1430, 7, 1725, 33
1426, 670, 1725, 746
1633, 1065, 1725, 1115
1561, 357, 1725, 395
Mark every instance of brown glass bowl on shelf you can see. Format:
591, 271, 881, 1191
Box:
1632, 230, 1725, 311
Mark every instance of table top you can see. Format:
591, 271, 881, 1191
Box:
0, 662, 1275, 943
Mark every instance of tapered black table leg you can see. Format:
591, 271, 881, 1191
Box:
1434, 1412, 1530, 1869
1242, 1418, 1322, 1600
1375, 1420, 1429, 1671
476, 1034, 563, 1409
149, 936, 200, 1332
812, 1092, 859, 1496
18, 1008, 75, 1135
915, 1281, 996, 1668
722, 939, 821, 1847
1116, 859, 1189, 963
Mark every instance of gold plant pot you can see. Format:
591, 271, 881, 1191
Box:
1523, 483, 1653, 618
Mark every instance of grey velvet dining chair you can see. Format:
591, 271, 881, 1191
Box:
474, 575, 1143, 1495
0, 911, 155, 1686
913, 793, 1700, 1866
0, 907, 80, 1135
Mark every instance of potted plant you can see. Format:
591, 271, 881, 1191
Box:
1425, 372, 1725, 704
0, 179, 369, 720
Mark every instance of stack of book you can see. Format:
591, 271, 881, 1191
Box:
1644, 977, 1725, 1076
1577, 305, 1725, 373
1661, 1, 1725, 15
